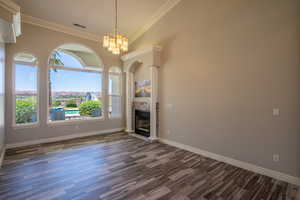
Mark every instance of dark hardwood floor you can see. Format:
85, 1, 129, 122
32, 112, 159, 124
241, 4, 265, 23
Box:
0, 132, 298, 200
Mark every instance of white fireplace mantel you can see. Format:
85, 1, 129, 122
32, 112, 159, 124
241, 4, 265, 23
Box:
121, 46, 162, 141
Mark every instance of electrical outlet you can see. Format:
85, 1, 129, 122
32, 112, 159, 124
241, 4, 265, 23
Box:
273, 154, 280, 162
273, 108, 280, 116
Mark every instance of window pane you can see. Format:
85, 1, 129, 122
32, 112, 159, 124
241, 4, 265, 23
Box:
109, 96, 121, 118
109, 74, 121, 95
49, 68, 103, 121
15, 64, 38, 124
108, 72, 121, 118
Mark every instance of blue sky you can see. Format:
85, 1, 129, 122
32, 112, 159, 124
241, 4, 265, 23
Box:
15, 64, 37, 91
15, 52, 102, 92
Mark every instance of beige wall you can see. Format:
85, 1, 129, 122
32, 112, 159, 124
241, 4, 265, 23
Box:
0, 42, 5, 154
134, 63, 150, 81
131, 0, 300, 177
5, 23, 125, 145
0, 7, 12, 23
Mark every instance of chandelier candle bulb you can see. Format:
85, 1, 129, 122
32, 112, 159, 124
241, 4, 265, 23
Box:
113, 48, 120, 55
122, 38, 128, 51
117, 35, 123, 45
103, 36, 109, 48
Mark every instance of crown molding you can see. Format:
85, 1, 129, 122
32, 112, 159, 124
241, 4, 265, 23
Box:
129, 0, 182, 43
22, 14, 101, 42
0, 0, 20, 14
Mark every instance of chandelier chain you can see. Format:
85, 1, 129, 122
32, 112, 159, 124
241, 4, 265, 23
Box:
115, 0, 118, 36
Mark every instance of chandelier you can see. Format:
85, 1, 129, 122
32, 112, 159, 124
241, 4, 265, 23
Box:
103, 0, 128, 55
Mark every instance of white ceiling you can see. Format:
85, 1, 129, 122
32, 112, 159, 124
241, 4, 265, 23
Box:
13, 0, 170, 39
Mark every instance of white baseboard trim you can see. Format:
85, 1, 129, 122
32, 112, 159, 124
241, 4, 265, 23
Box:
6, 128, 125, 149
0, 146, 5, 168
159, 138, 300, 186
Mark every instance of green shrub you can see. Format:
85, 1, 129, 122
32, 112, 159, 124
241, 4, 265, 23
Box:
16, 100, 36, 124
65, 100, 77, 108
52, 100, 61, 107
79, 101, 102, 116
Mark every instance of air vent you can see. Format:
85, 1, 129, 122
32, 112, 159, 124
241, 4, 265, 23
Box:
73, 23, 86, 29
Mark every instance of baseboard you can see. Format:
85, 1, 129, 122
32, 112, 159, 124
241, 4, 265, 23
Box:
0, 146, 5, 168
159, 138, 300, 186
6, 128, 125, 149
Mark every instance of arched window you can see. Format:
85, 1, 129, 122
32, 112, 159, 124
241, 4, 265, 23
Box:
108, 67, 122, 118
13, 53, 39, 126
48, 44, 104, 122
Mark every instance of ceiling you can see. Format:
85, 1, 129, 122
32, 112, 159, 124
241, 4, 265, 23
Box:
13, 0, 170, 40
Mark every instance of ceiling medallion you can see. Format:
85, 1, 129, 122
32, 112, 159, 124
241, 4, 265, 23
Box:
103, 0, 128, 55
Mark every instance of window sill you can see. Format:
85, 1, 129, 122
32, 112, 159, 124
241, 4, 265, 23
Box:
109, 116, 122, 120
47, 117, 105, 126
12, 122, 40, 130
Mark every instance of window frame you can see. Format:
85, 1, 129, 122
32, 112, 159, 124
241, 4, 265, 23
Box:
47, 60, 104, 125
12, 58, 40, 128
108, 67, 122, 119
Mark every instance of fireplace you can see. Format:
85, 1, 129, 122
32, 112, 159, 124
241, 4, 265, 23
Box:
135, 110, 150, 137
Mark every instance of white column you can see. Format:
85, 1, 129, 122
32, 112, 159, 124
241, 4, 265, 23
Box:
149, 65, 159, 141
125, 71, 134, 132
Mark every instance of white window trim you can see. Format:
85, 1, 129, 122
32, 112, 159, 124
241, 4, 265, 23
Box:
12, 60, 40, 128
47, 116, 105, 126
47, 64, 105, 124
108, 67, 122, 119
48, 64, 103, 73
13, 122, 40, 130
